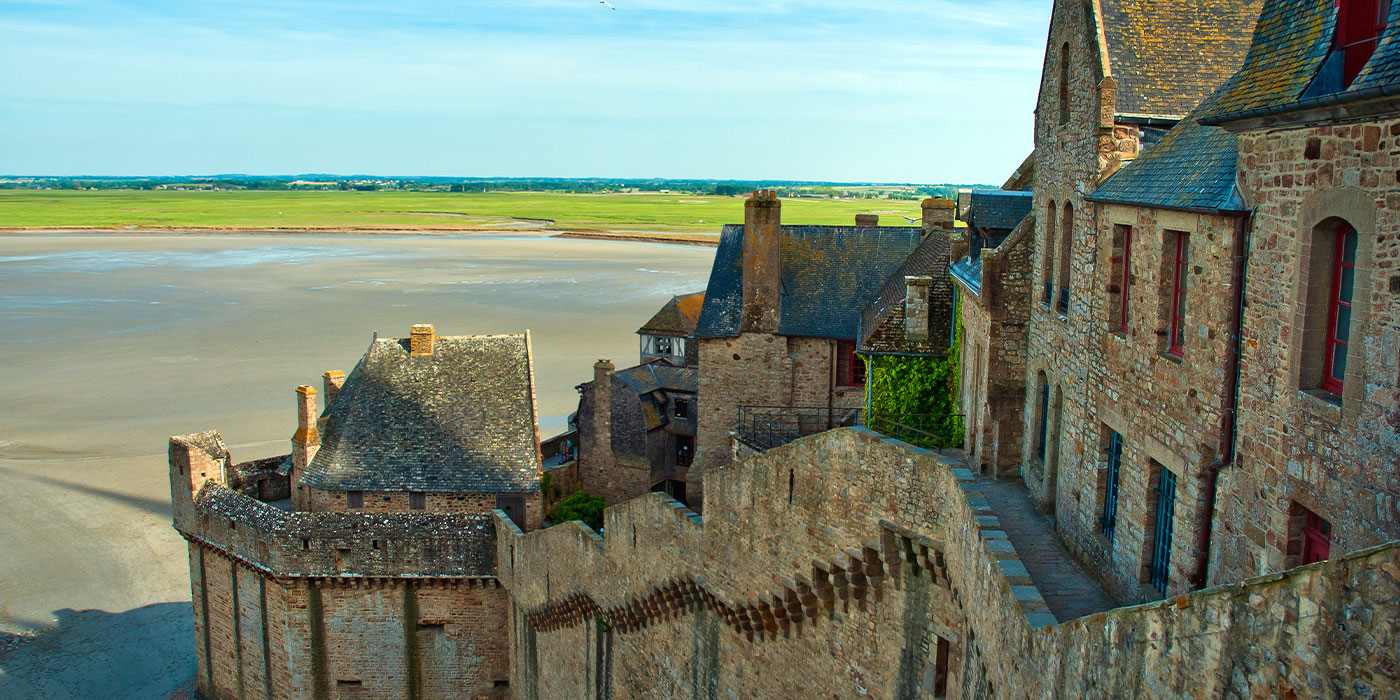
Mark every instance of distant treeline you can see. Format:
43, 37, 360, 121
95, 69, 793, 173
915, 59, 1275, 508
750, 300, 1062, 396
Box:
0, 175, 992, 199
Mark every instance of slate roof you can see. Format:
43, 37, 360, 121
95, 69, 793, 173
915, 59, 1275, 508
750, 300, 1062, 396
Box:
1100, 0, 1263, 118
613, 362, 698, 396
638, 292, 705, 337
1200, 0, 1400, 123
859, 231, 954, 355
967, 191, 1034, 232
1088, 85, 1247, 212
695, 225, 924, 341
302, 334, 540, 494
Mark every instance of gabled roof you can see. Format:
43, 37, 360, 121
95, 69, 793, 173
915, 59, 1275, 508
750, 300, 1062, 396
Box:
967, 190, 1034, 231
613, 362, 698, 396
1099, 0, 1263, 118
695, 225, 924, 341
1088, 85, 1247, 212
638, 292, 705, 336
859, 231, 954, 355
1200, 0, 1400, 124
303, 334, 540, 494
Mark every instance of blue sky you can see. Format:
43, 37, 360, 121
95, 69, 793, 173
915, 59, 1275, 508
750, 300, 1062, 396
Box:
0, 0, 1051, 183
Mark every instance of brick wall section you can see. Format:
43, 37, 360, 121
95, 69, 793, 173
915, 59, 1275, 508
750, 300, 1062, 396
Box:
498, 428, 1400, 699
955, 215, 1034, 478
1212, 118, 1400, 584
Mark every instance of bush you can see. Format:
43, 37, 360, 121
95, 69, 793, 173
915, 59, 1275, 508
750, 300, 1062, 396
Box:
548, 490, 606, 530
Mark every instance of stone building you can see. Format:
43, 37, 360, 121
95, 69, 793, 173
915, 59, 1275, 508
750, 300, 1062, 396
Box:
950, 189, 1036, 478
172, 326, 544, 699
575, 359, 698, 506
1015, 0, 1265, 603
689, 192, 956, 505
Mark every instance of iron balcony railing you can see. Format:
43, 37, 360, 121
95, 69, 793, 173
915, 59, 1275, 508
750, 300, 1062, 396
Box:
736, 405, 962, 452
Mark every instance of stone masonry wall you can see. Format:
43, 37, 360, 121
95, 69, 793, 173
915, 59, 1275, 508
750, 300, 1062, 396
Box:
1213, 118, 1400, 585
498, 429, 1400, 699
172, 431, 513, 700
1047, 205, 1245, 604
693, 333, 861, 508
957, 215, 1034, 479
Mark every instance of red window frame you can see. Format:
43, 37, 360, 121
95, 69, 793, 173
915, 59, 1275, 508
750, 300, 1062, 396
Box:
836, 340, 865, 386
1302, 511, 1332, 564
1119, 226, 1134, 333
1322, 225, 1358, 394
1337, 0, 1389, 87
1168, 233, 1189, 356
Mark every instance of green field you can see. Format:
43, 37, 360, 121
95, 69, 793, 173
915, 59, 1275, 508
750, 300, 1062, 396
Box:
0, 190, 930, 234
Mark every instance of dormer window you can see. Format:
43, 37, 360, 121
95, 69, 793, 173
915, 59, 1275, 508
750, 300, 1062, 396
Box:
641, 334, 685, 359
1338, 0, 1390, 88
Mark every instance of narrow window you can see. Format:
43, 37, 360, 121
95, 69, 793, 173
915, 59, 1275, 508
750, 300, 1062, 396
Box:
1058, 42, 1070, 124
410, 492, 426, 510
1322, 224, 1358, 394
1167, 232, 1190, 356
1147, 462, 1176, 595
1338, 0, 1389, 87
836, 340, 865, 386
673, 397, 689, 419
675, 435, 694, 468
1057, 202, 1073, 315
347, 490, 364, 509
1043, 200, 1057, 305
933, 636, 950, 698
1035, 374, 1050, 461
1101, 430, 1122, 541
1112, 224, 1135, 333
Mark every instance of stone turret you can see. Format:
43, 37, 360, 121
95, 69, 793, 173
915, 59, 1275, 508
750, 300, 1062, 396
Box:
740, 190, 782, 334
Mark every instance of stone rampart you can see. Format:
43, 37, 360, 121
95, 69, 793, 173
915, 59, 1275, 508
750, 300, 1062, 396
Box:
499, 428, 1400, 698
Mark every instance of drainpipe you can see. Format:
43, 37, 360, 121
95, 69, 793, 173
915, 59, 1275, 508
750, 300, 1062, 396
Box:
1193, 214, 1250, 590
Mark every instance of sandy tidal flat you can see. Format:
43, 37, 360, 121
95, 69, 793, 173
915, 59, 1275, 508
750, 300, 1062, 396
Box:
0, 232, 713, 697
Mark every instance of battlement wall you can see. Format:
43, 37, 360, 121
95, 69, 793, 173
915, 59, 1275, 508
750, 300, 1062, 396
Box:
500, 427, 1400, 699
172, 431, 498, 579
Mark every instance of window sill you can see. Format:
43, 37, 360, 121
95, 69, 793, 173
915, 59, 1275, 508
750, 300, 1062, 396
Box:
1298, 389, 1344, 426
1158, 352, 1183, 365
1301, 388, 1342, 407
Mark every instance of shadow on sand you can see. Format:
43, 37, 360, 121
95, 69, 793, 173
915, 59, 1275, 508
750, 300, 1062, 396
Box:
0, 603, 195, 700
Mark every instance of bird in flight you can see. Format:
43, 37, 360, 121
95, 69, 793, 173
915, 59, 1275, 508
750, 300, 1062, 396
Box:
902, 215, 920, 224
599, 0, 616, 8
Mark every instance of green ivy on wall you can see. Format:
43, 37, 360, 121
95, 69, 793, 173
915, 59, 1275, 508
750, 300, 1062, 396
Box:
862, 325, 963, 448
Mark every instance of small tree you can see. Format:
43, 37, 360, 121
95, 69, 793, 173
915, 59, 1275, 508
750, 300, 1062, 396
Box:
548, 490, 606, 531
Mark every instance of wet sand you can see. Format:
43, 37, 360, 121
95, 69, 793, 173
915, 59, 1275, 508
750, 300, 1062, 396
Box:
0, 232, 712, 697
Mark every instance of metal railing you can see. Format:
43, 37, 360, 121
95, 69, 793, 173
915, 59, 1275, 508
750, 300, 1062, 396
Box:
736, 405, 962, 452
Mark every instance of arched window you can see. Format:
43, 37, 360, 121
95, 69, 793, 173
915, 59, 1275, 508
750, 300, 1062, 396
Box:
1058, 202, 1074, 314
1058, 42, 1070, 124
1043, 200, 1057, 305
1337, 0, 1390, 88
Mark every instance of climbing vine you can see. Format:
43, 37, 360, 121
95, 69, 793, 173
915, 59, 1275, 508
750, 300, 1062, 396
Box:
863, 325, 963, 448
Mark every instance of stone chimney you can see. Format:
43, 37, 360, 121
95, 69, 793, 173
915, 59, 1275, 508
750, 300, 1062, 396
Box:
904, 276, 934, 343
410, 324, 435, 356
741, 190, 782, 334
855, 214, 880, 227
922, 198, 957, 233
290, 385, 319, 505
581, 360, 615, 489
322, 370, 345, 405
